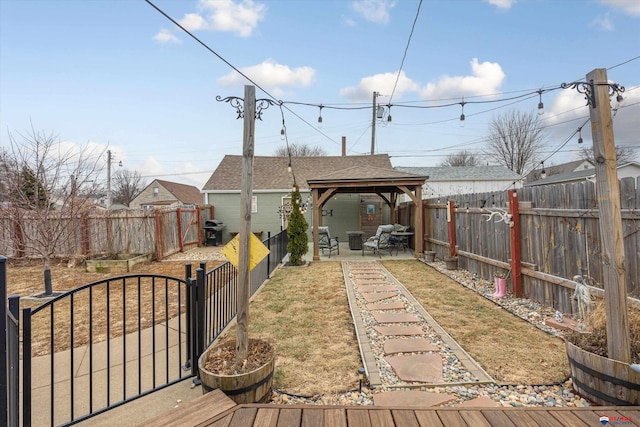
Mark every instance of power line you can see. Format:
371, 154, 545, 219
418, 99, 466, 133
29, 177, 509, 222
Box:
389, 0, 423, 104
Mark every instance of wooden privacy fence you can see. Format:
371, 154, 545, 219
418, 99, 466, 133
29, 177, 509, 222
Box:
0, 205, 214, 261
405, 177, 640, 313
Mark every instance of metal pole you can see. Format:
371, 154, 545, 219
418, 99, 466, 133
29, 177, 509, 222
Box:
106, 150, 112, 209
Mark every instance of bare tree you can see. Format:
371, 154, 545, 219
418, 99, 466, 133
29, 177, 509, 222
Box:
439, 150, 479, 167
579, 145, 637, 165
112, 168, 146, 206
483, 110, 545, 175
274, 143, 327, 157
0, 127, 104, 295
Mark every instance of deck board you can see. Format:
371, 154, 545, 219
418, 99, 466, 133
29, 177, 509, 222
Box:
277, 408, 302, 427
142, 390, 640, 427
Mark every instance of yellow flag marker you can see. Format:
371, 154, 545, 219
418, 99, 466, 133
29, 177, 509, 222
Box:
221, 233, 270, 271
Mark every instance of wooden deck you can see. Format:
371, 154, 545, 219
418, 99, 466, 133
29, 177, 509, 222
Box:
137, 390, 640, 427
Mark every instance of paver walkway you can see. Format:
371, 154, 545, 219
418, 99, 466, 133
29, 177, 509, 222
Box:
342, 260, 496, 407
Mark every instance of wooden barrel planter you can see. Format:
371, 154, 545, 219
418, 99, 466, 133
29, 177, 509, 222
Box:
444, 256, 458, 270
198, 338, 275, 404
565, 340, 640, 406
424, 251, 436, 263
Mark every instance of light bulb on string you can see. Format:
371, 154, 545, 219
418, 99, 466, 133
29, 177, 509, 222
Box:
537, 89, 544, 115
577, 127, 583, 144
541, 161, 546, 179
459, 98, 466, 128
387, 105, 392, 123
317, 105, 323, 129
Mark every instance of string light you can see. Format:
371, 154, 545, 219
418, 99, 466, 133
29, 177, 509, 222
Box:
577, 127, 583, 144
537, 89, 544, 115
317, 105, 323, 128
541, 161, 546, 179
387, 105, 392, 123
459, 98, 466, 128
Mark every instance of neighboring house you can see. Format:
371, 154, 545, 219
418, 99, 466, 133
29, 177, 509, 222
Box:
201, 154, 399, 244
394, 165, 523, 200
130, 179, 203, 209
525, 159, 594, 183
525, 162, 640, 187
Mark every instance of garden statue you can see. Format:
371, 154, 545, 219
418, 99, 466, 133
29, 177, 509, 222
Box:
572, 275, 593, 322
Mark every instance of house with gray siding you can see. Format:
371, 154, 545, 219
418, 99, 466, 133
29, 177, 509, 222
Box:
201, 154, 397, 244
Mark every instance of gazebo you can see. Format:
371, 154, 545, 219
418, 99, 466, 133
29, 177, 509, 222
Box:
306, 165, 428, 261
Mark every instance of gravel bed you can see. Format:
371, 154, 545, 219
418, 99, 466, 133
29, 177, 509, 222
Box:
272, 258, 591, 408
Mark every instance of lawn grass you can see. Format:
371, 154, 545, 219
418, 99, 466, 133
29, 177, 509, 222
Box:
381, 260, 570, 384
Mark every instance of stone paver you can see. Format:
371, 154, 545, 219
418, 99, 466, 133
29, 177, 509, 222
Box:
373, 390, 457, 407
357, 285, 397, 293
383, 338, 438, 354
374, 325, 424, 336
457, 396, 500, 407
385, 354, 443, 383
366, 301, 405, 311
372, 312, 421, 323
362, 292, 397, 303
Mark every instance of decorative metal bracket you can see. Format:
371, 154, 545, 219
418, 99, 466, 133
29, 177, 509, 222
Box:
215, 96, 281, 120
561, 80, 625, 109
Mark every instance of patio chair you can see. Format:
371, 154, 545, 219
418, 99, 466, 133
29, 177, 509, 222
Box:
362, 224, 395, 258
318, 226, 339, 258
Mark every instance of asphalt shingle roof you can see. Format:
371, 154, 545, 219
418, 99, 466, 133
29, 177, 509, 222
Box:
155, 179, 202, 205
202, 154, 398, 191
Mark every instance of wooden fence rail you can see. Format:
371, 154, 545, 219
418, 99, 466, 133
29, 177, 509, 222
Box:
407, 177, 640, 313
0, 205, 214, 261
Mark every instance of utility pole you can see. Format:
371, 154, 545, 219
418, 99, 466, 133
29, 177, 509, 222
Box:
587, 68, 630, 363
106, 150, 112, 209
371, 91, 377, 155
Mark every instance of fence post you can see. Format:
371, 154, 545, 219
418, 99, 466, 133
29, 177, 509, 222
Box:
509, 190, 523, 297
22, 307, 32, 427
7, 295, 19, 427
155, 210, 163, 261
266, 231, 271, 278
177, 208, 184, 253
195, 267, 206, 373
80, 212, 90, 256
1, 256, 7, 426
196, 206, 203, 247
447, 201, 457, 257
183, 264, 193, 371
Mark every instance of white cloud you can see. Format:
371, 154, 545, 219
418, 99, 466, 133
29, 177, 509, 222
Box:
484, 0, 516, 10
351, 0, 397, 24
592, 12, 615, 31
419, 58, 506, 99
217, 59, 315, 96
598, 0, 640, 16
153, 29, 181, 44
340, 71, 420, 102
178, 0, 266, 37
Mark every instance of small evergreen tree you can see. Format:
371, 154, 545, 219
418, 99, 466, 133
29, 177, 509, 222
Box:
286, 185, 309, 266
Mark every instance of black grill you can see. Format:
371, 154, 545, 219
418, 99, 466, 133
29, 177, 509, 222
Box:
203, 219, 225, 246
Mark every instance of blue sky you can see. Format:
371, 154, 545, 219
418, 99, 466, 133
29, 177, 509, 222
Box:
1, 0, 639, 188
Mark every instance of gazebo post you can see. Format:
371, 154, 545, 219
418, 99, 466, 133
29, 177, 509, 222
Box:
312, 188, 320, 261
413, 183, 423, 257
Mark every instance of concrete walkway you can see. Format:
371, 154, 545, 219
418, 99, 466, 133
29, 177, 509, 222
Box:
342, 260, 497, 408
